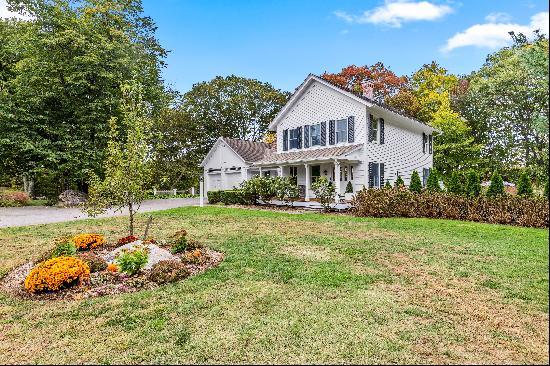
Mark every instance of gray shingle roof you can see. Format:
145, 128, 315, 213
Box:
254, 144, 363, 165
223, 137, 273, 163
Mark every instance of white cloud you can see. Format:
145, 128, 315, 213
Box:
334, 0, 453, 28
442, 11, 549, 52
0, 0, 32, 20
485, 12, 512, 23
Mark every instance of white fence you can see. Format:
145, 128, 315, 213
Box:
152, 187, 196, 196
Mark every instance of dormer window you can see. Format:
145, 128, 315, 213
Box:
310, 124, 321, 146
336, 119, 347, 143
289, 128, 299, 149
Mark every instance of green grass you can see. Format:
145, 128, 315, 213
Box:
0, 206, 548, 364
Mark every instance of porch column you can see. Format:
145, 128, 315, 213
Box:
204, 170, 210, 193
241, 167, 248, 183
334, 159, 341, 200
304, 163, 311, 201
259, 167, 263, 177
220, 168, 227, 190
278, 165, 284, 177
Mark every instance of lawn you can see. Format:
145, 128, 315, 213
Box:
0, 206, 548, 364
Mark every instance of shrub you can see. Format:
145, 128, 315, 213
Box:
465, 170, 481, 197
115, 247, 149, 275
409, 171, 422, 193
117, 235, 139, 246
24, 256, 90, 293
240, 176, 275, 204
486, 170, 505, 197
72, 234, 106, 250
273, 176, 299, 204
312, 176, 335, 211
220, 189, 247, 205
545, 180, 549, 198
207, 190, 222, 204
517, 171, 533, 197
426, 168, 441, 193
345, 181, 354, 193
352, 189, 549, 228
36, 238, 77, 263
384, 180, 392, 189
181, 248, 208, 265
0, 190, 30, 207
171, 229, 188, 254
394, 176, 404, 189
445, 171, 462, 195
77, 252, 108, 273
149, 260, 190, 284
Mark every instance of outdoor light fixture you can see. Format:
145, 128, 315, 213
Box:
323, 170, 328, 175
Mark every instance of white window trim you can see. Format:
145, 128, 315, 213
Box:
335, 118, 348, 145
310, 123, 321, 147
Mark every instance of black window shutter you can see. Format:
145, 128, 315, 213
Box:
304, 125, 310, 148
379, 163, 385, 188
329, 120, 335, 145
320, 121, 326, 146
428, 134, 433, 154
380, 118, 385, 144
422, 132, 426, 153
297, 127, 303, 149
422, 168, 428, 187
283, 129, 288, 151
368, 162, 374, 188
368, 114, 375, 142
347, 116, 355, 143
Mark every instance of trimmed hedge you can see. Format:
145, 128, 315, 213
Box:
352, 188, 549, 228
207, 189, 250, 205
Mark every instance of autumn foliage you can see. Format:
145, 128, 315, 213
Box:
321, 63, 408, 102
25, 257, 90, 293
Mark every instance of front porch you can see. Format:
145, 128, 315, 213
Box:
249, 157, 362, 201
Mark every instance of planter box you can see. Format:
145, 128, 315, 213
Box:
344, 193, 354, 201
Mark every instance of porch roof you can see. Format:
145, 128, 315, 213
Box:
252, 144, 363, 166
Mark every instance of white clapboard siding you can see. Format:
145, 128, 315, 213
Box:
276, 80, 367, 153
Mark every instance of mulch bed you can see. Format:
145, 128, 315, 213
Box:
0, 247, 223, 302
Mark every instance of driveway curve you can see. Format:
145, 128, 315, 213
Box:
0, 198, 201, 228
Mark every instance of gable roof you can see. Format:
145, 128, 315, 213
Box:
200, 137, 273, 167
269, 74, 437, 133
254, 144, 363, 165
223, 137, 273, 163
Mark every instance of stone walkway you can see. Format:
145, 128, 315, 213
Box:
0, 198, 201, 228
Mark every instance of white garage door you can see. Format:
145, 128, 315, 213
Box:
209, 173, 222, 191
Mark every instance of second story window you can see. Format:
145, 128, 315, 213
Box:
310, 124, 321, 146
371, 119, 379, 142
336, 119, 347, 143
289, 128, 299, 149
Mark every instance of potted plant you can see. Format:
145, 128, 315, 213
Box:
344, 181, 354, 201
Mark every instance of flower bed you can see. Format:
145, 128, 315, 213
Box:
0, 231, 223, 301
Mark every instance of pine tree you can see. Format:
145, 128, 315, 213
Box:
465, 170, 481, 197
384, 180, 392, 189
409, 170, 422, 193
517, 171, 533, 197
446, 171, 462, 194
426, 168, 441, 193
394, 175, 404, 188
486, 170, 505, 197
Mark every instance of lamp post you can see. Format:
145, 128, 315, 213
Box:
199, 176, 204, 207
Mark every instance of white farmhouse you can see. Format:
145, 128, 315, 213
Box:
201, 74, 437, 200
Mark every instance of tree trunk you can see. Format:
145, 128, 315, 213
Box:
22, 174, 35, 198
128, 201, 134, 236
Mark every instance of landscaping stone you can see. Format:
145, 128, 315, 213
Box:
102, 240, 179, 270
58, 190, 87, 207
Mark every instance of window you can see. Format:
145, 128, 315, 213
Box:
263, 171, 271, 178
310, 124, 321, 146
371, 119, 378, 142
311, 165, 321, 184
289, 128, 299, 149
336, 119, 347, 143
372, 163, 380, 188
289, 166, 298, 185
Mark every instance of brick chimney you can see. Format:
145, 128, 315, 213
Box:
361, 81, 374, 99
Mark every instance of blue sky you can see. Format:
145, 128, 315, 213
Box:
2, 0, 548, 93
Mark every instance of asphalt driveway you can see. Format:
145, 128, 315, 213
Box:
0, 198, 201, 228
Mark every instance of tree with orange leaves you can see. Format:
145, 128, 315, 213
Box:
321, 63, 408, 103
